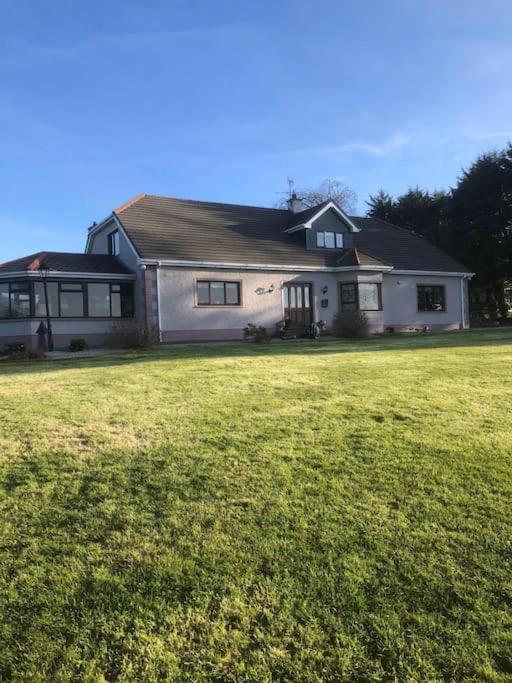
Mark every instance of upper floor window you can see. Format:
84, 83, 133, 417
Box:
340, 282, 382, 311
316, 231, 344, 249
197, 280, 241, 306
417, 285, 446, 312
108, 230, 120, 256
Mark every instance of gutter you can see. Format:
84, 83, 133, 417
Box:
391, 269, 475, 278
142, 259, 474, 278
0, 270, 136, 281
141, 258, 393, 273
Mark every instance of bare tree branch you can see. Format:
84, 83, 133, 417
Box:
276, 178, 358, 212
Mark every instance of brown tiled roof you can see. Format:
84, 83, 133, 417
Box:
352, 217, 469, 272
336, 247, 391, 268
114, 194, 470, 272
115, 195, 342, 267
115, 193, 146, 214
0, 252, 133, 275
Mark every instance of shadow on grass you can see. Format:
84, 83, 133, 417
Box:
1, 329, 512, 377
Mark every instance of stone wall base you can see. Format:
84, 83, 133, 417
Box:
0, 332, 125, 352
160, 328, 245, 343
1, 322, 465, 353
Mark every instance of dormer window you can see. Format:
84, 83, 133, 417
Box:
108, 230, 120, 256
316, 231, 344, 249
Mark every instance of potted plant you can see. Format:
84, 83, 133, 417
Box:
275, 319, 288, 338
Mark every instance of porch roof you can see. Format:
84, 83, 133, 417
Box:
0, 252, 135, 279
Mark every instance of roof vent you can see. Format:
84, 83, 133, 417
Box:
286, 192, 304, 214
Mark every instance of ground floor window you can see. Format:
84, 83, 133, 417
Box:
0, 284, 8, 318
340, 282, 382, 311
417, 285, 446, 312
87, 283, 132, 317
34, 282, 59, 317
197, 281, 241, 306
0, 279, 135, 319
88, 283, 110, 317
60, 283, 84, 317
0, 282, 31, 318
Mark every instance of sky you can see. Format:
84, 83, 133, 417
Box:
1, 0, 511, 262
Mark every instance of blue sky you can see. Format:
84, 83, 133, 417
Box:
1, 0, 511, 262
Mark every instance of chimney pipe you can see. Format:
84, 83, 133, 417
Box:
287, 192, 303, 214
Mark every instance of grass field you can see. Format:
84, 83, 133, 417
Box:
1, 330, 512, 682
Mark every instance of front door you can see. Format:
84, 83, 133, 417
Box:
283, 283, 313, 329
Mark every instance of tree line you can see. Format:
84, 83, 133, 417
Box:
366, 144, 512, 320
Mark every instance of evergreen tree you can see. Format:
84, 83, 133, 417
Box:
449, 144, 512, 316
366, 189, 395, 222
365, 143, 512, 319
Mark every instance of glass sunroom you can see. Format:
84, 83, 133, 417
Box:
0, 252, 137, 351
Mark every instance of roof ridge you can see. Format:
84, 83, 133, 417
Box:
114, 193, 147, 214
125, 193, 291, 214
294, 200, 330, 214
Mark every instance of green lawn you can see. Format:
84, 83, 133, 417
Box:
1, 331, 512, 682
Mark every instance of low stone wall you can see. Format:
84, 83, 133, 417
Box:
0, 331, 126, 352
0, 318, 141, 352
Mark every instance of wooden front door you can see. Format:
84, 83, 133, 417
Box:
283, 283, 313, 329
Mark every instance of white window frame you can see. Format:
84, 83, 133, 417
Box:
316, 231, 344, 249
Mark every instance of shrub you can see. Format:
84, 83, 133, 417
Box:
244, 323, 272, 344
69, 339, 88, 352
333, 311, 370, 339
5, 342, 26, 354
243, 323, 257, 340
255, 327, 272, 344
113, 321, 153, 349
7, 349, 45, 361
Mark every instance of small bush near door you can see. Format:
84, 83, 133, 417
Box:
333, 311, 370, 338
69, 339, 88, 352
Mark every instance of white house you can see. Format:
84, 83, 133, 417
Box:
0, 193, 472, 349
